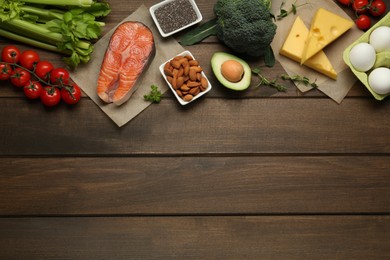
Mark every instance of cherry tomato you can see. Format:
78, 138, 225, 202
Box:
24, 81, 43, 100
10, 67, 32, 87
19, 50, 40, 70
1, 45, 20, 63
41, 86, 61, 107
61, 83, 81, 105
337, 0, 351, 6
352, 0, 369, 14
369, 0, 386, 17
0, 62, 13, 80
50, 67, 70, 85
35, 61, 54, 81
355, 14, 371, 30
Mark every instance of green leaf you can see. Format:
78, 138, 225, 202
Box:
45, 19, 62, 32
144, 85, 162, 103
264, 46, 275, 68
82, 2, 111, 17
179, 18, 218, 46
63, 11, 73, 23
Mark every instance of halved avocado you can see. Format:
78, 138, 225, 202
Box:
211, 52, 251, 91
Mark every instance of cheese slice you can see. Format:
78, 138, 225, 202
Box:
301, 8, 354, 64
280, 16, 337, 80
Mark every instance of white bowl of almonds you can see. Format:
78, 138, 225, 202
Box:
159, 50, 212, 105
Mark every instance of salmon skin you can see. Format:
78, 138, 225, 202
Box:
97, 21, 155, 105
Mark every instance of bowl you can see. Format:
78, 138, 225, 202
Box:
159, 50, 212, 105
343, 12, 390, 100
149, 0, 203, 38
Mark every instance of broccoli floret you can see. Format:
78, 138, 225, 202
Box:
213, 0, 277, 57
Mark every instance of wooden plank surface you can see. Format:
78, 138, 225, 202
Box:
0, 98, 389, 155
1, 216, 389, 259
1, 156, 390, 215
0, 0, 389, 258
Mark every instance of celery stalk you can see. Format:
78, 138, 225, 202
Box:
22, 0, 94, 7
0, 28, 67, 54
20, 6, 64, 20
0, 19, 91, 50
0, 0, 110, 69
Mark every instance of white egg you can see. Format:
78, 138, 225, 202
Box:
369, 26, 390, 52
368, 67, 390, 95
349, 42, 376, 72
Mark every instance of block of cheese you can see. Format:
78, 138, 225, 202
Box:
301, 8, 354, 64
280, 16, 337, 80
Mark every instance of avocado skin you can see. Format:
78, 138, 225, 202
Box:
211, 52, 251, 91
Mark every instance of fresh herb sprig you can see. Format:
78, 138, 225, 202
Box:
144, 85, 162, 103
252, 68, 288, 92
281, 74, 318, 88
277, 0, 311, 20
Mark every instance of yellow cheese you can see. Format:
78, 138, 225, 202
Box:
301, 8, 354, 64
280, 16, 337, 80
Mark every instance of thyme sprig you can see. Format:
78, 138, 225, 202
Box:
277, 0, 311, 20
281, 74, 318, 88
252, 68, 288, 92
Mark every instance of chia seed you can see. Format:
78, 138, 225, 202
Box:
154, 0, 198, 34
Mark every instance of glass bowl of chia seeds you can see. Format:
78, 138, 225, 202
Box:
149, 0, 203, 37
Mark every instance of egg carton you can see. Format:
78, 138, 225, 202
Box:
343, 12, 390, 100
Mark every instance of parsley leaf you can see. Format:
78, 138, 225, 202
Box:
144, 85, 162, 103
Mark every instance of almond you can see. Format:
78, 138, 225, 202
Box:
172, 76, 177, 89
170, 59, 181, 69
201, 77, 208, 89
189, 68, 197, 81
172, 68, 179, 78
166, 76, 173, 84
187, 81, 201, 87
178, 67, 184, 77
189, 60, 199, 66
184, 64, 190, 76
164, 67, 173, 77
185, 55, 193, 61
190, 87, 200, 96
197, 72, 202, 81
177, 77, 184, 88
179, 58, 188, 65
183, 94, 193, 101
180, 84, 190, 91
191, 66, 203, 73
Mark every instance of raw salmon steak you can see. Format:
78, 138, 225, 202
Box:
97, 21, 155, 105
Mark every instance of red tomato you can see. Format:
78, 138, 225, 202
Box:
61, 83, 81, 105
19, 50, 40, 70
24, 81, 43, 100
35, 61, 54, 80
1, 45, 20, 63
337, 0, 351, 6
352, 0, 369, 14
41, 86, 61, 107
355, 14, 371, 30
50, 67, 70, 85
0, 62, 13, 80
369, 0, 386, 17
10, 68, 32, 87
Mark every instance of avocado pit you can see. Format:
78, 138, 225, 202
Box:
221, 60, 244, 82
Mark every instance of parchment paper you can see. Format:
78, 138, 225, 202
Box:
270, 0, 363, 103
70, 5, 185, 127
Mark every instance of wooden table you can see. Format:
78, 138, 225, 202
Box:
1, 0, 389, 258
